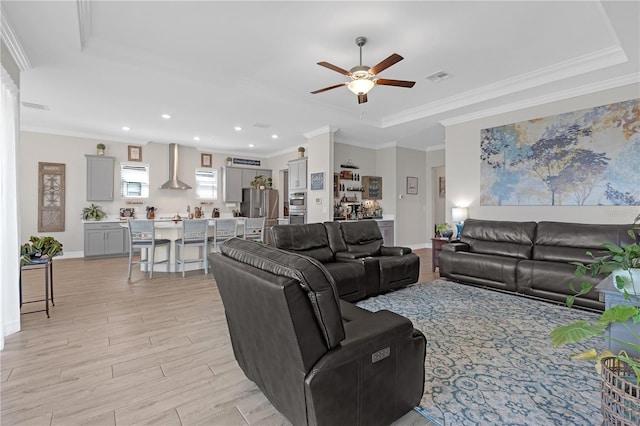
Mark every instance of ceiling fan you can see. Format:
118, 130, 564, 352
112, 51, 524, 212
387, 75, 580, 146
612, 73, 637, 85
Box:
311, 36, 415, 104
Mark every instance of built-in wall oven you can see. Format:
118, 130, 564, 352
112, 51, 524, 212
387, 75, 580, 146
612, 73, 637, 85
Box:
289, 191, 306, 224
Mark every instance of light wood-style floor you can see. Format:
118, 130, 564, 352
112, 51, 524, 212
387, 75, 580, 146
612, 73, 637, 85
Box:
1, 249, 438, 426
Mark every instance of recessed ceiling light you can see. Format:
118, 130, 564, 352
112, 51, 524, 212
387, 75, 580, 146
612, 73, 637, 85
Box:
248, 144, 254, 148
122, 126, 130, 131
193, 136, 200, 141
161, 114, 171, 119
271, 134, 278, 139
234, 126, 242, 131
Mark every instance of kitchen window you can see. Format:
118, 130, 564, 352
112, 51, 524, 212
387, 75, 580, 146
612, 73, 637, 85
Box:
120, 163, 150, 198
195, 169, 217, 200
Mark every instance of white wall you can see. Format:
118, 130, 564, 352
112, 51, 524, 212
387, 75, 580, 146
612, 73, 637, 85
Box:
307, 130, 334, 224
19, 131, 269, 254
445, 84, 640, 225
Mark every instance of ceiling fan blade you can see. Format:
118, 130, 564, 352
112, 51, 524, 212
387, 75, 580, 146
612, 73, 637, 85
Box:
375, 78, 416, 88
357, 93, 368, 104
317, 62, 351, 76
311, 83, 346, 94
369, 54, 403, 75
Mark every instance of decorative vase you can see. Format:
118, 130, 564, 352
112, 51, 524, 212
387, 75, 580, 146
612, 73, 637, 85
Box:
612, 268, 640, 294
97, 148, 105, 156
298, 151, 304, 158
600, 357, 640, 425
226, 159, 232, 167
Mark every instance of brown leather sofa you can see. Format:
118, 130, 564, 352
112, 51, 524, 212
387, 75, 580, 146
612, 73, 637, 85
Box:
209, 238, 426, 426
268, 221, 420, 301
439, 218, 636, 311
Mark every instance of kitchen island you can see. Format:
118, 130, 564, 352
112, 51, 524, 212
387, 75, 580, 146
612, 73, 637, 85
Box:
125, 218, 247, 273
82, 217, 247, 273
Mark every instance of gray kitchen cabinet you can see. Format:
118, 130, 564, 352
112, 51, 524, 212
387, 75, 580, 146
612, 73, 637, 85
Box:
84, 222, 129, 258
223, 167, 243, 202
377, 220, 394, 246
86, 155, 115, 201
224, 167, 272, 202
242, 169, 272, 188
288, 158, 307, 190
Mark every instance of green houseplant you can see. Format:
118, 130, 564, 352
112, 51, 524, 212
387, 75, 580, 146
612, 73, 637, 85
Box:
96, 143, 106, 156
20, 236, 64, 266
251, 175, 266, 189
298, 146, 305, 158
82, 203, 106, 221
435, 223, 453, 238
551, 213, 640, 423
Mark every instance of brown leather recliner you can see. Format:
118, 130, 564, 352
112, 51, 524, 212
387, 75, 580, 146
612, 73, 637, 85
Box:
209, 238, 426, 426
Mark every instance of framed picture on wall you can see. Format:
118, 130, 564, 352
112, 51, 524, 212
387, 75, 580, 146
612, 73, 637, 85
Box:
128, 145, 142, 162
439, 176, 446, 198
407, 176, 418, 195
201, 153, 212, 168
310, 172, 324, 190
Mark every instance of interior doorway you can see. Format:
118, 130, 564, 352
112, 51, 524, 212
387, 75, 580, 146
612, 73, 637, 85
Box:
432, 166, 446, 234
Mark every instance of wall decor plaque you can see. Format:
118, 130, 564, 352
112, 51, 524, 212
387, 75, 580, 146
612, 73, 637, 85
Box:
38, 162, 65, 232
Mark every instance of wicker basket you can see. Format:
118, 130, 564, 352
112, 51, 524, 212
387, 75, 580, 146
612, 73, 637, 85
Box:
601, 357, 640, 426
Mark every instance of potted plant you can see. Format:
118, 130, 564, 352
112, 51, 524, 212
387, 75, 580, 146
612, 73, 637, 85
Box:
251, 175, 266, 189
96, 143, 106, 156
265, 177, 273, 189
298, 146, 305, 158
551, 213, 640, 423
435, 223, 453, 239
82, 203, 106, 221
20, 236, 64, 266
226, 157, 233, 167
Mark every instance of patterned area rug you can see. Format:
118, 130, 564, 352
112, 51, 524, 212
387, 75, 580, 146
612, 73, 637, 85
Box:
356, 280, 602, 426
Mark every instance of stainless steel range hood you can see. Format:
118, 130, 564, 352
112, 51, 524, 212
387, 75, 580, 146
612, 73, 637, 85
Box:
159, 143, 192, 190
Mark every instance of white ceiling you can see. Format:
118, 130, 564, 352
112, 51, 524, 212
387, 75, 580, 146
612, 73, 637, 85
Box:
3, 1, 639, 157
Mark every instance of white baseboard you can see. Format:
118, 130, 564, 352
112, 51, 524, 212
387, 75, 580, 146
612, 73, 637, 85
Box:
57, 251, 84, 259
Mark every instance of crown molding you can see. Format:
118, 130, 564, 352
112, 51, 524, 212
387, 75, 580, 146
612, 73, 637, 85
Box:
426, 144, 445, 152
76, 0, 92, 50
303, 126, 338, 139
440, 73, 640, 126
0, 9, 31, 71
381, 45, 628, 128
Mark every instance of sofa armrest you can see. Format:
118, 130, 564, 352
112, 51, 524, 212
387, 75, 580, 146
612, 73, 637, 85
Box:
442, 242, 470, 252
380, 246, 412, 256
336, 251, 370, 260
308, 309, 424, 371
305, 308, 426, 425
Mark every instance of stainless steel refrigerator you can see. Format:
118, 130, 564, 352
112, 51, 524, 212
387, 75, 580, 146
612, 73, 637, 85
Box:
241, 188, 279, 238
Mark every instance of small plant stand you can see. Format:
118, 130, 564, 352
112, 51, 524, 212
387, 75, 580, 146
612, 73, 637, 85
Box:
19, 256, 54, 318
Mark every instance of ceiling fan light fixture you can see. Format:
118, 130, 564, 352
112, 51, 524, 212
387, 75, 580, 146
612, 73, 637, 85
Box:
347, 78, 375, 95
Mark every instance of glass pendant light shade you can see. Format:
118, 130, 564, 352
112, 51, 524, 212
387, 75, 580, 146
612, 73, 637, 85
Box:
347, 79, 375, 95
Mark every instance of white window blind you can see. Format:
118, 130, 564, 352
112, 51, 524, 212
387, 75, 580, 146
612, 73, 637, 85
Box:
195, 169, 217, 199
120, 163, 150, 198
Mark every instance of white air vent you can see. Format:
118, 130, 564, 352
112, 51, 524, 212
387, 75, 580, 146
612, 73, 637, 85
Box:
425, 71, 451, 82
21, 102, 50, 110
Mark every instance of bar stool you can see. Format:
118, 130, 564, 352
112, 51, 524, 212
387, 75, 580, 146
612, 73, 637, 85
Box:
243, 217, 266, 242
209, 219, 238, 252
127, 219, 171, 279
175, 219, 209, 277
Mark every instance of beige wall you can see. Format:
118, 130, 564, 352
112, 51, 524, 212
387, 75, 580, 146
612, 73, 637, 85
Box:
444, 84, 640, 225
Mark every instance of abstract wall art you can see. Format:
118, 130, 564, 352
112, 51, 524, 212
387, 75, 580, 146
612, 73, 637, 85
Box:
480, 99, 639, 206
